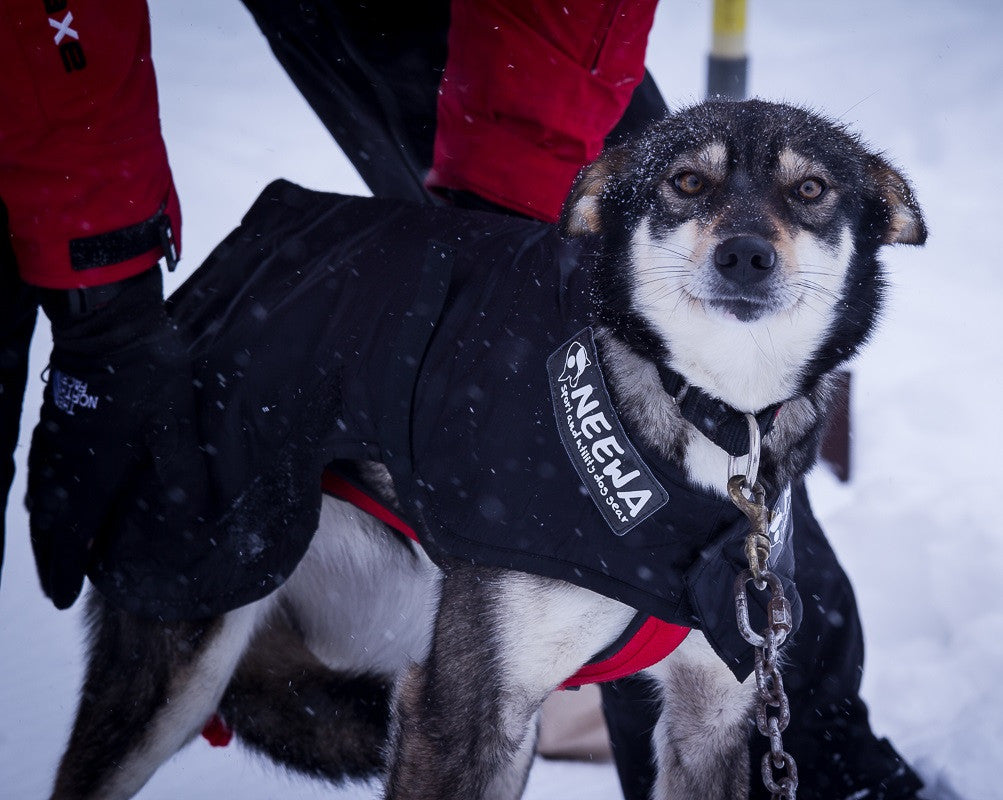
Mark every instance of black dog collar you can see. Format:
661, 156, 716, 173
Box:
655, 362, 781, 457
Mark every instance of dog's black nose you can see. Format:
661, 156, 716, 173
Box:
714, 236, 777, 285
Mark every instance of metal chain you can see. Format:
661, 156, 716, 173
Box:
728, 414, 798, 800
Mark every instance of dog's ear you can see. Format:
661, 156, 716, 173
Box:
867, 154, 927, 245
560, 148, 629, 237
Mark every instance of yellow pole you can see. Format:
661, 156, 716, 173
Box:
707, 0, 748, 99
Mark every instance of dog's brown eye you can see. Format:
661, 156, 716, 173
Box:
673, 172, 705, 196
796, 178, 826, 201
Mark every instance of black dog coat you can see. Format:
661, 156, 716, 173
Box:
90, 181, 800, 680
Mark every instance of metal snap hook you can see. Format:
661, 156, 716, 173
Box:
728, 412, 761, 490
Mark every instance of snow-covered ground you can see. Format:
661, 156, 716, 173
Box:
2, 1, 1001, 798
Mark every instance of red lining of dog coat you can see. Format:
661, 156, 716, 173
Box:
321, 471, 421, 543
201, 713, 233, 747
559, 616, 689, 689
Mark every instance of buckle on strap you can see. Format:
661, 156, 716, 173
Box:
158, 215, 179, 272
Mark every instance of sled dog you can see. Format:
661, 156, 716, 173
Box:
49, 100, 925, 800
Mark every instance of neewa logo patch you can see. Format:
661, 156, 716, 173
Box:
547, 328, 668, 535
52, 369, 98, 415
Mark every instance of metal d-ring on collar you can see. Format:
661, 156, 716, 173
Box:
728, 412, 761, 489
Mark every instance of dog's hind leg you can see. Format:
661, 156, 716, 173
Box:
645, 631, 756, 800
208, 492, 434, 784
385, 566, 635, 800
217, 608, 391, 783
50, 593, 267, 800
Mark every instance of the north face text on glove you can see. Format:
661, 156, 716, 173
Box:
51, 369, 99, 415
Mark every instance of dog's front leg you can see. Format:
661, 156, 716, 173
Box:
384, 565, 634, 800
383, 563, 537, 800
645, 631, 756, 800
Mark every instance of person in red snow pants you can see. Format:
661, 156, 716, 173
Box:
0, 1, 924, 798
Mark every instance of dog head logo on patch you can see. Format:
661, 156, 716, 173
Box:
558, 341, 591, 388
767, 485, 793, 567
51, 369, 99, 416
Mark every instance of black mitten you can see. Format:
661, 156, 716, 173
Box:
27, 268, 206, 609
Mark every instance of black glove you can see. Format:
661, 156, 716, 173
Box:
27, 268, 207, 609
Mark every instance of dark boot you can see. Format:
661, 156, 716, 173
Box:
0, 200, 39, 588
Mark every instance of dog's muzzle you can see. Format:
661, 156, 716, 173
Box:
708, 235, 779, 320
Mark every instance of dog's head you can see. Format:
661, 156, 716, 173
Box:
561, 100, 926, 409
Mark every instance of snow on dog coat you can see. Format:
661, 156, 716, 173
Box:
90, 180, 800, 681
